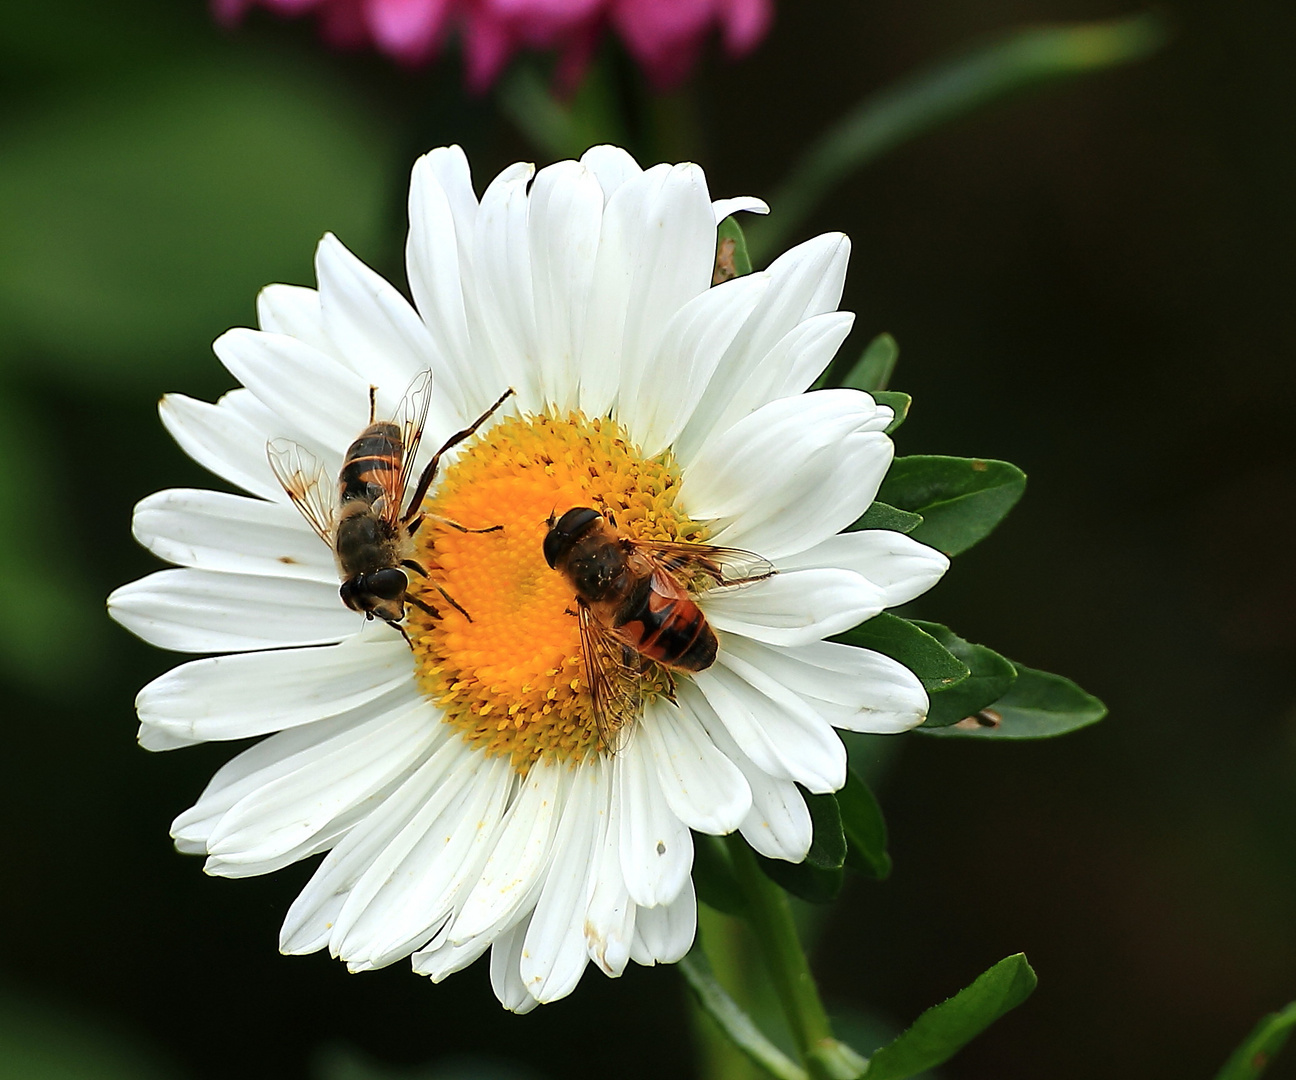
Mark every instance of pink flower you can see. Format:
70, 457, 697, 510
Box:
213, 0, 773, 91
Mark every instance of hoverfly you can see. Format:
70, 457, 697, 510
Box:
267, 373, 513, 641
543, 506, 775, 747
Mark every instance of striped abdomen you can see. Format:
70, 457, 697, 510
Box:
338, 421, 403, 506
609, 569, 717, 672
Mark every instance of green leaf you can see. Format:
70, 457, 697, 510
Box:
872, 390, 912, 434
757, 792, 846, 903
840, 332, 900, 392
836, 614, 969, 694
1212, 1001, 1296, 1080
919, 663, 1106, 739
851, 502, 923, 534
838, 770, 891, 880
863, 954, 1037, 1080
746, 14, 1167, 262
693, 834, 748, 917
909, 623, 1017, 728
715, 215, 754, 282
877, 456, 1026, 556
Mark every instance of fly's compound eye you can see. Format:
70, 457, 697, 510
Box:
365, 568, 408, 600
544, 506, 601, 568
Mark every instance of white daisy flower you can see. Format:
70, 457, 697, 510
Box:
108, 145, 949, 1012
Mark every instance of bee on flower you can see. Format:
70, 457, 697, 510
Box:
109, 145, 948, 1011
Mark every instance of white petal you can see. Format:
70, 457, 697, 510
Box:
279, 741, 469, 955
720, 634, 929, 734
314, 233, 454, 435
693, 659, 846, 793
213, 327, 372, 457
778, 530, 949, 608
202, 699, 441, 869
136, 635, 413, 749
452, 758, 564, 941
584, 770, 635, 977
108, 569, 356, 652
678, 312, 854, 465
330, 747, 514, 967
422, 145, 479, 244
621, 271, 769, 458
412, 932, 491, 982
579, 144, 642, 201
612, 163, 716, 440
683, 388, 883, 520
711, 196, 769, 222
132, 488, 335, 583
574, 162, 663, 417
703, 568, 884, 647
471, 161, 541, 408
673, 233, 851, 463
490, 918, 540, 1014
407, 152, 473, 420
520, 760, 605, 1003
173, 702, 414, 853
158, 391, 283, 502
682, 683, 812, 861
615, 733, 692, 907
527, 160, 604, 412
641, 697, 750, 834
256, 284, 333, 355
630, 877, 696, 966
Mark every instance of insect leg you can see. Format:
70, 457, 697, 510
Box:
402, 387, 515, 523
401, 559, 429, 577
368, 385, 378, 424
407, 585, 473, 623
427, 514, 503, 534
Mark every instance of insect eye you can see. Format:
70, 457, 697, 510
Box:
366, 568, 407, 600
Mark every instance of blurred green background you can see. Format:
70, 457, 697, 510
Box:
2, 0, 1294, 1077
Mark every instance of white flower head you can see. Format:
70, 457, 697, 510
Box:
109, 145, 950, 1011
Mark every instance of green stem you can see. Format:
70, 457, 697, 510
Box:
725, 837, 866, 1080
682, 946, 806, 1080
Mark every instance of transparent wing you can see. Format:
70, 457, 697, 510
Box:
630, 539, 776, 593
266, 438, 337, 546
392, 370, 434, 523
578, 602, 645, 754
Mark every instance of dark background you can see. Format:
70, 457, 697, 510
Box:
1, 1, 1293, 1078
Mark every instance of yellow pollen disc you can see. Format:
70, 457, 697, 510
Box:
406, 411, 705, 772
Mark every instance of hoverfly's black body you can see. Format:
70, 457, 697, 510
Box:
268, 377, 514, 641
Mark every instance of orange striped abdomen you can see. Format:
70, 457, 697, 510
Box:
611, 570, 718, 672
338, 421, 402, 504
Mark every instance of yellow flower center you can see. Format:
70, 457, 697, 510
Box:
406, 411, 705, 771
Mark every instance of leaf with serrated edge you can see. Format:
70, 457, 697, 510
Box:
863, 954, 1037, 1080
878, 456, 1026, 557
920, 663, 1105, 739
910, 622, 1016, 728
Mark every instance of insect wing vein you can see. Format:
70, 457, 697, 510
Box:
266, 438, 336, 545
631, 539, 776, 592
392, 370, 434, 523
578, 603, 641, 751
